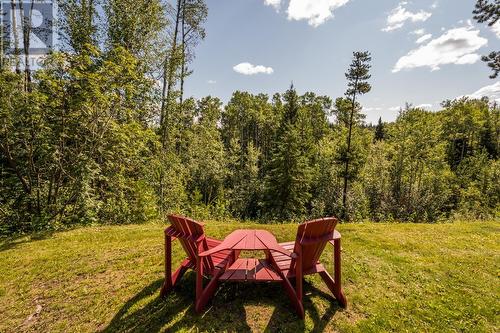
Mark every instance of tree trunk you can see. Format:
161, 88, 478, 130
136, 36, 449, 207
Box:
0, 2, 4, 70
10, 0, 21, 74
20, 0, 34, 91
160, 0, 182, 148
342, 79, 358, 218
179, 0, 186, 106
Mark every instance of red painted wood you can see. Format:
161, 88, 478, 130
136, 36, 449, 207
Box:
220, 258, 247, 280
219, 258, 281, 281
255, 260, 274, 281
171, 218, 346, 318
333, 237, 347, 307
160, 214, 235, 298
196, 241, 203, 302
278, 268, 305, 318
165, 234, 172, 288
200, 230, 292, 257
290, 217, 338, 273
267, 217, 347, 310
295, 242, 303, 302
246, 258, 257, 280
195, 268, 224, 313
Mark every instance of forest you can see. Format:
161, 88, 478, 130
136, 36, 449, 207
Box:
1, 0, 499, 235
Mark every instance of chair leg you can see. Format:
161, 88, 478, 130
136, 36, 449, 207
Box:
160, 234, 173, 297
333, 238, 347, 307
295, 247, 303, 303
160, 259, 191, 297
281, 277, 305, 319
318, 271, 346, 307
319, 238, 347, 307
195, 269, 223, 313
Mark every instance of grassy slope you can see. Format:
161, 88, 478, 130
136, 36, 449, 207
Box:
0, 221, 498, 333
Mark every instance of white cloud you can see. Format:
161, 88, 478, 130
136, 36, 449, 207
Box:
207, 80, 216, 84
264, 0, 281, 10
393, 25, 488, 72
492, 21, 500, 39
286, 0, 350, 27
411, 28, 426, 36
382, 2, 432, 32
466, 82, 500, 103
415, 33, 432, 44
233, 62, 274, 75
389, 106, 401, 111
416, 103, 433, 109
364, 107, 382, 111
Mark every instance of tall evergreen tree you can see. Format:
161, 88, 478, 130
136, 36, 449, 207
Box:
264, 85, 312, 220
341, 51, 372, 218
473, 0, 499, 25
473, 0, 500, 78
374, 117, 385, 141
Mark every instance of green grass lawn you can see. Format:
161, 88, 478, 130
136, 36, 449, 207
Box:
0, 221, 498, 332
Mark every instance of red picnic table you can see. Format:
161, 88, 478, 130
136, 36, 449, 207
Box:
161, 215, 346, 318
195, 229, 298, 313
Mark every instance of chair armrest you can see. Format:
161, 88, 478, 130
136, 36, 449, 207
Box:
300, 232, 335, 245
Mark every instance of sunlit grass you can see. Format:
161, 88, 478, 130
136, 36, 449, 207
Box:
1, 221, 498, 332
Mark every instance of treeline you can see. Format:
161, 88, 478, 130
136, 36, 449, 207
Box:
1, 1, 499, 235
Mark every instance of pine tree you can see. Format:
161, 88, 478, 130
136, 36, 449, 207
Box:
473, 0, 499, 25
473, 1, 500, 78
341, 51, 372, 219
264, 85, 312, 220
374, 117, 385, 141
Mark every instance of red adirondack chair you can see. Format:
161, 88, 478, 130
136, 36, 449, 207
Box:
269, 217, 347, 318
160, 214, 237, 297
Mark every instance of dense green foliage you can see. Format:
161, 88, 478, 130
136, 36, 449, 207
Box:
1, 1, 499, 235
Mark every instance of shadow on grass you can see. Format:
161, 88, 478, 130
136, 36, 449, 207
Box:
102, 273, 343, 332
0, 231, 54, 252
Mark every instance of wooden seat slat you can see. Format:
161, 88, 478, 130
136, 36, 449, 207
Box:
256, 259, 281, 281
246, 258, 257, 280
220, 258, 247, 280
219, 258, 282, 282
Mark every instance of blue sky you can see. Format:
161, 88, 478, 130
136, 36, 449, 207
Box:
185, 0, 500, 123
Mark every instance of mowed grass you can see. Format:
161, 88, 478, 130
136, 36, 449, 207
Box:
0, 221, 499, 332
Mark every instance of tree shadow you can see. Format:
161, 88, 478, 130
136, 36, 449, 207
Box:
0, 231, 54, 252
102, 274, 343, 332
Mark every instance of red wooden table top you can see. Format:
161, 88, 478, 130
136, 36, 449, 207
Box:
199, 229, 293, 257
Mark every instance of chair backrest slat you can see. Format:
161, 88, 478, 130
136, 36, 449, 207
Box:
293, 217, 338, 272
170, 216, 196, 262
167, 214, 214, 272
